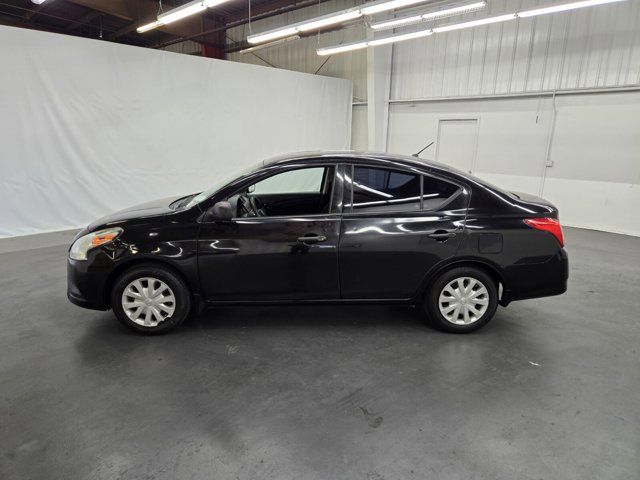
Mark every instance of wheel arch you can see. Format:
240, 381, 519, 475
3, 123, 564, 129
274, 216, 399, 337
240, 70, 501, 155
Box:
103, 258, 196, 308
416, 258, 507, 305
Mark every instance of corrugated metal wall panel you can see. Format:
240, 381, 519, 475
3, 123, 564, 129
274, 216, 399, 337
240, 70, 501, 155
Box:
391, 0, 640, 100
161, 40, 201, 55
226, 0, 367, 101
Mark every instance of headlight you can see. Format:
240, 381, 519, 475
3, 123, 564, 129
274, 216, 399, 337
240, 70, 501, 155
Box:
69, 227, 123, 261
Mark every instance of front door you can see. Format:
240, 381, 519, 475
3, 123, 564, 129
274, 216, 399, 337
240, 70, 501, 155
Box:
198, 164, 342, 301
339, 164, 468, 299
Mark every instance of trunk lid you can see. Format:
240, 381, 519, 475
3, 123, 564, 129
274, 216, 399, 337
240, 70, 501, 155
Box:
511, 191, 559, 218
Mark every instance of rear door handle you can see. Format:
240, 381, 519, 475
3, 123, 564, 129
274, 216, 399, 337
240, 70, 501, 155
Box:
297, 235, 327, 244
428, 230, 457, 242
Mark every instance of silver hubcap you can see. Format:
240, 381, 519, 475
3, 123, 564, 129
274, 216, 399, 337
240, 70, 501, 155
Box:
438, 276, 489, 325
121, 277, 176, 327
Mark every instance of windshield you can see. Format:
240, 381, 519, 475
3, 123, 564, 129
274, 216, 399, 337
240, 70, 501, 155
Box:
184, 161, 263, 209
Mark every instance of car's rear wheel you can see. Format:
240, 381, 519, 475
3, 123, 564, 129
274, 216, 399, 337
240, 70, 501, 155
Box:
424, 266, 498, 333
111, 264, 191, 334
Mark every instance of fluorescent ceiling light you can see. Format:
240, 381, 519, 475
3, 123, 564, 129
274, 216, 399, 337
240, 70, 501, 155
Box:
249, 0, 444, 44
158, 0, 207, 24
369, 29, 433, 45
137, 0, 232, 34
372, 14, 423, 30
239, 36, 301, 54
298, 10, 363, 31
517, 0, 626, 18
137, 21, 161, 33
371, 1, 486, 30
248, 8, 362, 44
317, 28, 433, 55
361, 0, 433, 15
248, 27, 300, 44
318, 0, 627, 55
432, 13, 516, 32
317, 42, 369, 55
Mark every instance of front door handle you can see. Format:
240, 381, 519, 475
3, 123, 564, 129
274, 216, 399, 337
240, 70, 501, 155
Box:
428, 230, 457, 242
297, 235, 327, 244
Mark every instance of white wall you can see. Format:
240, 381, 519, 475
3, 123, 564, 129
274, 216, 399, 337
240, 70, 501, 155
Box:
351, 104, 368, 150
0, 26, 353, 238
386, 91, 640, 236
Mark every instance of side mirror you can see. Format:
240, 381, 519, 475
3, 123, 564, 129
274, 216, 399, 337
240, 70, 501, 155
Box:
206, 201, 234, 222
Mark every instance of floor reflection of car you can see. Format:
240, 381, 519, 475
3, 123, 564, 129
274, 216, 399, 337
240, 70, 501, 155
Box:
67, 152, 568, 334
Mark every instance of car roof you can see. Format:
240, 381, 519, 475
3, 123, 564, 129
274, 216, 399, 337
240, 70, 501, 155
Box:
262, 150, 463, 176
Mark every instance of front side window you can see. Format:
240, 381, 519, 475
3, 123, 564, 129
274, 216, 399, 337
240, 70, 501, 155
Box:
228, 166, 335, 218
252, 167, 325, 194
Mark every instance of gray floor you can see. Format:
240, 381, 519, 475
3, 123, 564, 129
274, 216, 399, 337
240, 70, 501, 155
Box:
0, 227, 638, 480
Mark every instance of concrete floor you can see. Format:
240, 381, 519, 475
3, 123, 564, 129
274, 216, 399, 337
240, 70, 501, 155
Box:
0, 227, 638, 480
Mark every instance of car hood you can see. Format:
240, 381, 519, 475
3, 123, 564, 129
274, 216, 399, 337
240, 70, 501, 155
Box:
86, 195, 187, 231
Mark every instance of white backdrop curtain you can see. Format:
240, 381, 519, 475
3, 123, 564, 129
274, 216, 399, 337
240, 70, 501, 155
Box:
0, 26, 352, 238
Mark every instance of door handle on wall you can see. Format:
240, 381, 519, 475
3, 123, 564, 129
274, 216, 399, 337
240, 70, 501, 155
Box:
297, 235, 327, 244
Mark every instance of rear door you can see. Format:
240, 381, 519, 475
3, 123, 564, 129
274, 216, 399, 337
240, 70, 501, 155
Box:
339, 164, 469, 299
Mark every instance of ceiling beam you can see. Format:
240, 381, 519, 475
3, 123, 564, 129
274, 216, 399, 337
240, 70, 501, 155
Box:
65, 0, 138, 21
65, 0, 223, 46
66, 10, 102, 31
25, 0, 58, 21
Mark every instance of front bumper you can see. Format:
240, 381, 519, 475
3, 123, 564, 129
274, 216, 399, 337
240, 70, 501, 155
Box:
67, 256, 112, 311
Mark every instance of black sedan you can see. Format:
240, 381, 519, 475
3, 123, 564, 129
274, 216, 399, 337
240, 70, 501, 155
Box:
67, 152, 568, 334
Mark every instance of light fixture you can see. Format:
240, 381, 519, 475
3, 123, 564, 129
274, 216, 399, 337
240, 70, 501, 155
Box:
317, 28, 433, 55
369, 28, 433, 45
298, 10, 363, 31
517, 0, 626, 18
318, 0, 628, 55
316, 42, 369, 56
239, 35, 301, 54
137, 20, 162, 33
248, 26, 300, 44
248, 0, 445, 45
247, 7, 362, 44
157, 0, 207, 25
136, 0, 232, 34
371, 1, 486, 30
432, 13, 516, 32
360, 0, 434, 15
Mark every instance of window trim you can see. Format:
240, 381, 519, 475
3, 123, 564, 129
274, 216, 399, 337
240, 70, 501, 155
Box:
225, 163, 338, 220
343, 163, 464, 216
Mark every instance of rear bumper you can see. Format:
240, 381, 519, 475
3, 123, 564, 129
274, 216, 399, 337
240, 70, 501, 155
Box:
501, 248, 568, 305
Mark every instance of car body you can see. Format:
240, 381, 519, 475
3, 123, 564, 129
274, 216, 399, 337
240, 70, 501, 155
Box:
67, 151, 568, 333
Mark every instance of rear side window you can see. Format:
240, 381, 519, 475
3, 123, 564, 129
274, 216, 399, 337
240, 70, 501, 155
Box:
346, 166, 460, 213
422, 175, 460, 211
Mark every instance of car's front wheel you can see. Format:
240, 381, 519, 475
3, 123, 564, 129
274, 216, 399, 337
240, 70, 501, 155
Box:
111, 263, 191, 334
424, 266, 498, 333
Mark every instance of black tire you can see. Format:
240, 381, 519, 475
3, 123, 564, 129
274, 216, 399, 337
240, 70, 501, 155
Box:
110, 263, 192, 335
423, 266, 498, 333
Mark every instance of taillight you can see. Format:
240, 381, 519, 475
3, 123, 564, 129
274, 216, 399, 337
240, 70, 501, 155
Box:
524, 217, 564, 247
